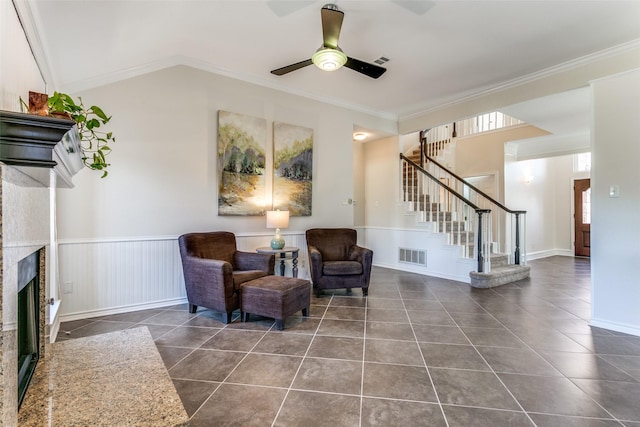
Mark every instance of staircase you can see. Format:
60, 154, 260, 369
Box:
401, 144, 530, 288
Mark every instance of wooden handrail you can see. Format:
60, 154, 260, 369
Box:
422, 153, 526, 215
400, 153, 488, 213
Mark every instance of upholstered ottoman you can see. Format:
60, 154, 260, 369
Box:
240, 276, 311, 330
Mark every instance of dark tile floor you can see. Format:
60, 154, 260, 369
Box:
59, 256, 640, 426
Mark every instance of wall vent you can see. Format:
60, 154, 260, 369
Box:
399, 248, 427, 266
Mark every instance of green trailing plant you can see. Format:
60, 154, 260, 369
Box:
47, 91, 115, 178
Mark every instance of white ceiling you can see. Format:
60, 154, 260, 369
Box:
21, 0, 640, 137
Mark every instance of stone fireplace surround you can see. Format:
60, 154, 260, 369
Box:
0, 111, 78, 425
1, 166, 51, 425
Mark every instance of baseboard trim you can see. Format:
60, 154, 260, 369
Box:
59, 297, 189, 323
526, 249, 574, 260
590, 318, 640, 337
373, 261, 471, 284
48, 299, 61, 343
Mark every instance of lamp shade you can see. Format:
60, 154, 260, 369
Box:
266, 210, 289, 229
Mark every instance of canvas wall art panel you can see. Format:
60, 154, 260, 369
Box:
217, 110, 267, 216
273, 122, 313, 216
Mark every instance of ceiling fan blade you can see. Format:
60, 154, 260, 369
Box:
321, 4, 344, 49
344, 57, 387, 79
271, 59, 313, 76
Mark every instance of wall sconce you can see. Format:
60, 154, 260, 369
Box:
266, 210, 290, 249
522, 175, 535, 185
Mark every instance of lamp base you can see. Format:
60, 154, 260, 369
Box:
270, 237, 285, 250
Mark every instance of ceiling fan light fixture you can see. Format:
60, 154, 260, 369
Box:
312, 47, 347, 71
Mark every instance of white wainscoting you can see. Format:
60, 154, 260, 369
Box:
57, 228, 486, 323
57, 233, 310, 322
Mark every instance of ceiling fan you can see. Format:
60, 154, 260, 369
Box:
270, 3, 387, 79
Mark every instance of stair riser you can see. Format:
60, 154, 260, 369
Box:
438, 223, 466, 232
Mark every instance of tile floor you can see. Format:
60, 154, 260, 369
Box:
58, 256, 640, 426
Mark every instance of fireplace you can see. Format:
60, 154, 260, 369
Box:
1, 110, 81, 424
17, 251, 40, 408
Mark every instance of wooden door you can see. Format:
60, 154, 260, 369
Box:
574, 179, 591, 257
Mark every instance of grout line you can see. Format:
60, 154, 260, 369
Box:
270, 293, 331, 427
437, 293, 626, 425
400, 283, 451, 427
435, 295, 538, 425
58, 260, 635, 426
359, 292, 368, 427
188, 315, 274, 420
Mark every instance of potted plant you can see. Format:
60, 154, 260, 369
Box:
46, 91, 115, 178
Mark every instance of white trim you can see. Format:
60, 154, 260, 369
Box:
454, 123, 531, 141
57, 55, 399, 122
590, 318, 640, 337
58, 297, 189, 324
373, 261, 471, 283
58, 235, 180, 245
589, 66, 640, 85
526, 249, 573, 260
19, 0, 639, 124
400, 39, 640, 122
3, 240, 48, 249
48, 299, 61, 343
11, 0, 54, 86
57, 231, 305, 245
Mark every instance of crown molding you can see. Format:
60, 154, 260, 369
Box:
57, 55, 399, 123
15, 0, 639, 128
400, 39, 640, 122
12, 0, 54, 88
14, 1, 397, 123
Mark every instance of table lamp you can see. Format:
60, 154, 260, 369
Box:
266, 210, 289, 249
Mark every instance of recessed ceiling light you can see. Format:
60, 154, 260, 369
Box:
353, 132, 367, 141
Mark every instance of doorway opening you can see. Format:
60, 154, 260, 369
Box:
574, 178, 591, 257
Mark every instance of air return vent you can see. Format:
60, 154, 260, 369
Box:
399, 248, 427, 266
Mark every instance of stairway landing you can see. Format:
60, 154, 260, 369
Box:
469, 254, 530, 288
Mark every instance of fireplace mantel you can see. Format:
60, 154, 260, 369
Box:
0, 110, 84, 187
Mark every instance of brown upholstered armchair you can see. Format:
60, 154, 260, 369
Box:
305, 228, 373, 297
178, 232, 275, 323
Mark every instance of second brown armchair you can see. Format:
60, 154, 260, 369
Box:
306, 228, 373, 297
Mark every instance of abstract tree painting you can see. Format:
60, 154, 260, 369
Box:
273, 122, 313, 216
217, 111, 267, 215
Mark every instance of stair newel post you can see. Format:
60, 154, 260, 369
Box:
419, 130, 426, 168
476, 209, 492, 273
476, 209, 484, 272
513, 210, 526, 265
401, 157, 405, 203
514, 212, 521, 265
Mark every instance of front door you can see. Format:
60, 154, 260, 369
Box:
574, 179, 591, 257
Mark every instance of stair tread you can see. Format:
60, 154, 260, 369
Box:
471, 264, 529, 275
